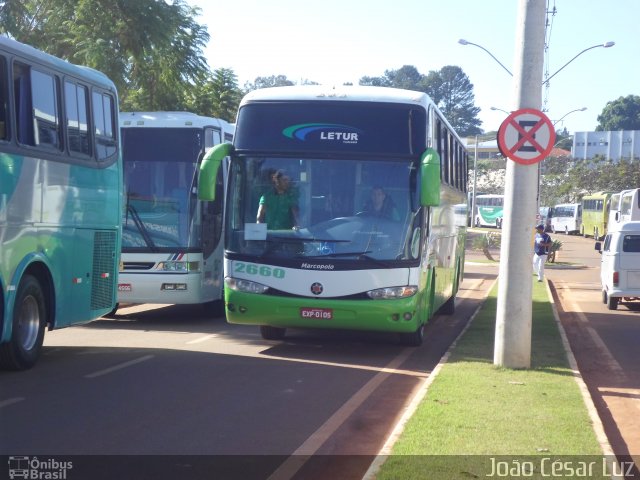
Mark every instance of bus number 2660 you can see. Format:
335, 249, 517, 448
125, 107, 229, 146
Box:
234, 262, 285, 279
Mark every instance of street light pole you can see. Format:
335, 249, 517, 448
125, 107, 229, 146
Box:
542, 42, 615, 86
458, 39, 514, 77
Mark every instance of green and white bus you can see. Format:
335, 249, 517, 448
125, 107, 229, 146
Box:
199, 86, 468, 345
473, 194, 504, 228
0, 37, 120, 369
117, 112, 233, 313
581, 191, 614, 240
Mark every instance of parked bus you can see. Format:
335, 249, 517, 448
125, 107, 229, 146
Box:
473, 194, 504, 228
581, 191, 614, 239
117, 112, 234, 313
199, 85, 469, 346
551, 203, 582, 234
0, 37, 121, 369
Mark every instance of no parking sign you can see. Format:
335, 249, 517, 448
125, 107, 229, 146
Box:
497, 109, 555, 165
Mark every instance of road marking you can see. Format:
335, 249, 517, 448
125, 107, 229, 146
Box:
555, 281, 626, 379
84, 355, 154, 379
0, 397, 25, 409
267, 347, 415, 480
186, 334, 219, 345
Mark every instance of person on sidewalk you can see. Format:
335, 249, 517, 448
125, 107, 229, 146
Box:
533, 224, 552, 282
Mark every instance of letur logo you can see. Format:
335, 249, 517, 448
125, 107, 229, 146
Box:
282, 123, 361, 144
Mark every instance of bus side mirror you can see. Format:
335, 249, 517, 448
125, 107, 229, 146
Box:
594, 241, 602, 253
615, 211, 620, 222
420, 148, 440, 207
199, 143, 234, 201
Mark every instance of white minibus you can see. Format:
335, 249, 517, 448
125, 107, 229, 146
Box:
551, 203, 581, 234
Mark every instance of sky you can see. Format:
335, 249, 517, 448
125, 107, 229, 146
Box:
187, 0, 639, 135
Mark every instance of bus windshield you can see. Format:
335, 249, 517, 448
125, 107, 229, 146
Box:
226, 155, 420, 265
122, 128, 204, 250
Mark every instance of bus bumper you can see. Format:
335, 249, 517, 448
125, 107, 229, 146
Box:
224, 290, 424, 333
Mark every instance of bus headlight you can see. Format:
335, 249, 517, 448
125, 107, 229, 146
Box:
366, 286, 418, 299
225, 276, 269, 294
156, 261, 200, 272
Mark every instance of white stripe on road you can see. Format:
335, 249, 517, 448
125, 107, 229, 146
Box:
0, 397, 25, 409
556, 281, 626, 379
267, 347, 415, 480
186, 334, 219, 345
84, 355, 154, 379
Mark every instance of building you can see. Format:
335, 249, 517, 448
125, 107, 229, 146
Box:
572, 130, 640, 162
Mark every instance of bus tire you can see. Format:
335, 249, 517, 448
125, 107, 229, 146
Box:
602, 290, 608, 304
440, 295, 456, 315
260, 325, 286, 340
399, 324, 424, 347
202, 299, 225, 318
103, 303, 119, 318
0, 275, 47, 370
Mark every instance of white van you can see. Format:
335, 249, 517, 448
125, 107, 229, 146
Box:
595, 221, 640, 310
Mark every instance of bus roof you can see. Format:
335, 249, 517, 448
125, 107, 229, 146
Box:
0, 35, 116, 92
239, 85, 463, 144
241, 85, 435, 107
120, 111, 234, 132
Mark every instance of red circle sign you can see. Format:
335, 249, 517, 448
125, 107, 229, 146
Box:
497, 108, 555, 165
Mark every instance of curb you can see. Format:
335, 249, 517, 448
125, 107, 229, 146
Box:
363, 278, 618, 480
362, 277, 499, 479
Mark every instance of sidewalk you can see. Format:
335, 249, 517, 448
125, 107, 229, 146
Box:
364, 265, 623, 479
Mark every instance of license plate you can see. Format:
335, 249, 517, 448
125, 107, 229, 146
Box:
118, 284, 132, 292
300, 307, 333, 320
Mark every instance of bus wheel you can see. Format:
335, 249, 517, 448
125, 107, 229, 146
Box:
439, 295, 456, 315
399, 324, 424, 347
0, 275, 47, 370
260, 325, 286, 340
103, 303, 119, 318
602, 290, 607, 304
607, 295, 619, 311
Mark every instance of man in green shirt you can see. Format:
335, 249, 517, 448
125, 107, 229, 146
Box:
257, 170, 300, 230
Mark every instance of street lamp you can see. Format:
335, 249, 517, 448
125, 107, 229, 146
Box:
542, 42, 615, 86
553, 107, 587, 126
490, 106, 511, 115
458, 39, 513, 77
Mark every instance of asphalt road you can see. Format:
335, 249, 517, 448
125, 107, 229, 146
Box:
0, 263, 498, 479
545, 232, 640, 471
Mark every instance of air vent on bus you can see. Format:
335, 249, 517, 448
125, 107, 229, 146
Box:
91, 231, 116, 310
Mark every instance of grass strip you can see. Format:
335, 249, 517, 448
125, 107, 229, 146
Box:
375, 280, 606, 479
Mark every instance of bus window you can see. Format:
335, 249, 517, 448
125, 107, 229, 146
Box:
0, 55, 7, 140
31, 69, 61, 150
93, 91, 117, 160
65, 81, 91, 156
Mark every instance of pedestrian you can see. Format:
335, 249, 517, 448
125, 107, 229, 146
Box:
533, 224, 552, 282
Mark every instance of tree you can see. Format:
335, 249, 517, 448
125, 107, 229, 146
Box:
0, 0, 211, 111
358, 65, 482, 136
187, 68, 242, 123
596, 95, 640, 131
243, 75, 295, 92
429, 66, 482, 136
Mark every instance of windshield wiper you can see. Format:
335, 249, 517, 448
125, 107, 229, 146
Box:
126, 202, 157, 252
